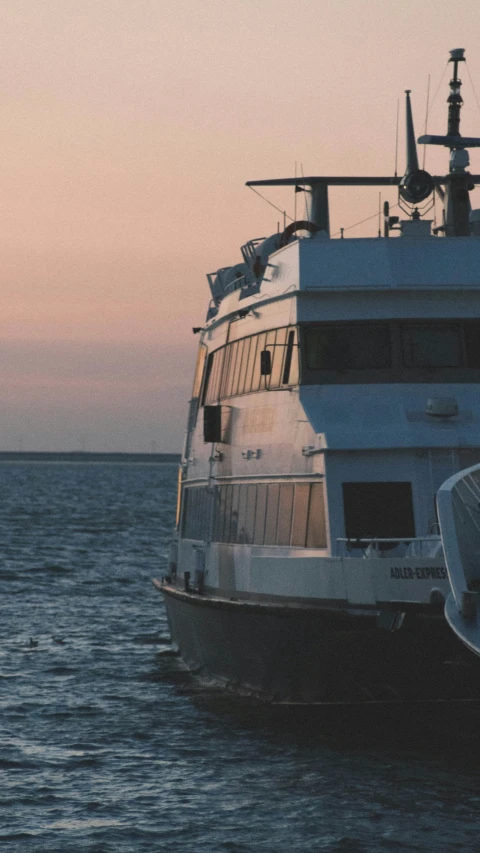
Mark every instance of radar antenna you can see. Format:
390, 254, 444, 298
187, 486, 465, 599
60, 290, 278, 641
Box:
418, 48, 480, 236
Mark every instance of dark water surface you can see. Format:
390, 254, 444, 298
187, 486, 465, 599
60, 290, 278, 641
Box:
2, 462, 480, 852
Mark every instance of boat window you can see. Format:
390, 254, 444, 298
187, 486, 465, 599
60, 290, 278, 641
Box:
244, 484, 257, 543
306, 483, 327, 548
237, 483, 249, 543
181, 482, 327, 548
276, 484, 294, 545
202, 325, 299, 404
222, 342, 237, 398
291, 484, 310, 546
181, 488, 190, 537
186, 344, 208, 435
231, 340, 245, 397
192, 344, 207, 398
201, 353, 214, 405
401, 324, 463, 368
223, 485, 233, 543
465, 322, 480, 368
215, 486, 228, 541
181, 486, 212, 540
243, 335, 258, 395
300, 320, 480, 384
342, 482, 415, 541
229, 484, 240, 543
175, 466, 183, 529
283, 328, 298, 384
202, 348, 225, 405
251, 332, 267, 393
253, 484, 268, 544
464, 321, 480, 368
269, 328, 287, 387
264, 484, 280, 545
239, 337, 252, 395
305, 324, 391, 370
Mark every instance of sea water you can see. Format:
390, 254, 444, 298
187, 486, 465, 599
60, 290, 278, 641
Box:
1, 461, 480, 853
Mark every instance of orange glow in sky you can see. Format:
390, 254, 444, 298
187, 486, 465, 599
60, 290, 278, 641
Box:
1, 0, 480, 450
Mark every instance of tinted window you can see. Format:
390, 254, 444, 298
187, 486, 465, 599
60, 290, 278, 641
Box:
251, 332, 267, 392
223, 343, 237, 398
192, 344, 207, 398
306, 483, 327, 548
253, 485, 267, 544
204, 326, 299, 402
283, 329, 297, 383
291, 484, 310, 546
264, 484, 280, 545
223, 485, 233, 542
277, 484, 294, 546
402, 325, 463, 368
465, 322, 480, 368
237, 483, 248, 543
244, 484, 257, 543
243, 335, 257, 395
228, 485, 240, 543
182, 482, 327, 548
216, 486, 227, 541
343, 482, 415, 540
270, 328, 287, 387
203, 348, 225, 405
305, 325, 391, 370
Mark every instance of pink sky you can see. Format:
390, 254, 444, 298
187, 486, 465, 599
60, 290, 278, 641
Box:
1, 0, 480, 451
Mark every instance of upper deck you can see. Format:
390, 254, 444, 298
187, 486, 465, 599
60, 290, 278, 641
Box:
205, 233, 480, 343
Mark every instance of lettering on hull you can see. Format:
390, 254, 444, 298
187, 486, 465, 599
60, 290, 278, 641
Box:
390, 566, 447, 580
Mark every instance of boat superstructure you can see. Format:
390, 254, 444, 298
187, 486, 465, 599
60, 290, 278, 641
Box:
156, 49, 480, 702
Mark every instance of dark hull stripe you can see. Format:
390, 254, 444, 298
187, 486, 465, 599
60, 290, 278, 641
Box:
158, 583, 480, 703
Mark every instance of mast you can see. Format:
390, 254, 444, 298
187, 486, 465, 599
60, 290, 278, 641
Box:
447, 48, 464, 138
247, 49, 480, 239
419, 48, 480, 236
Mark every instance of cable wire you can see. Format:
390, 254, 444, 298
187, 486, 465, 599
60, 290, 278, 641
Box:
248, 186, 294, 222
331, 203, 400, 238
428, 62, 449, 113
465, 61, 480, 117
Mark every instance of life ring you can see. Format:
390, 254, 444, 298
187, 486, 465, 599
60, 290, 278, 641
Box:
279, 220, 320, 248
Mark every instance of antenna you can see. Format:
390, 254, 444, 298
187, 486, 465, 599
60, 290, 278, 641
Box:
399, 90, 433, 204
394, 98, 399, 177
418, 49, 480, 152
418, 48, 480, 236
447, 48, 464, 137
422, 74, 431, 170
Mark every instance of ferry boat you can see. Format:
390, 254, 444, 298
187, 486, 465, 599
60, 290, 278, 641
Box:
155, 49, 480, 703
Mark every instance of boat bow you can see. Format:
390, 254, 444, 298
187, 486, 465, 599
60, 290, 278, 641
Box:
437, 463, 480, 655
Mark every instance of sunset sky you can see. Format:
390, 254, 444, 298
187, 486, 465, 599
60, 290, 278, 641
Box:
1, 0, 480, 451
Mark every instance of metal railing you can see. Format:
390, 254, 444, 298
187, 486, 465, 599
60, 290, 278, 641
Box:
336, 536, 443, 558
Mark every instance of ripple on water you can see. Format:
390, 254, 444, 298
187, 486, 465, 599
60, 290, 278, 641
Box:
3, 462, 480, 853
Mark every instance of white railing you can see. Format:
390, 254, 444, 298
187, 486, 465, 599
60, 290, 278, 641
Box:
336, 536, 443, 559
437, 463, 480, 657
437, 463, 480, 614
